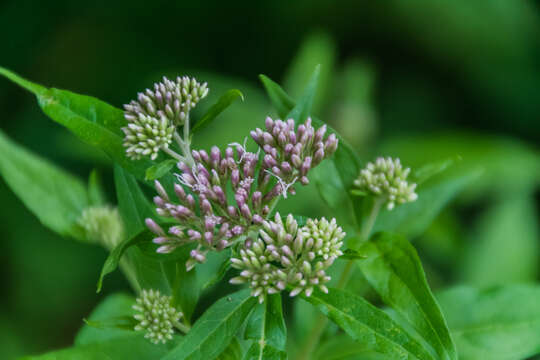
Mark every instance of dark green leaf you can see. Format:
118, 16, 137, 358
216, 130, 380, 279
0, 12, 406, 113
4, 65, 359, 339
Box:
357, 232, 457, 360
244, 294, 287, 359
201, 250, 231, 291
314, 335, 388, 360
438, 285, 540, 360
371, 168, 479, 238
162, 289, 257, 360
259, 74, 295, 118
96, 232, 146, 293
0, 66, 174, 185
145, 159, 177, 181
191, 89, 244, 134
0, 128, 88, 240
341, 249, 367, 260
218, 337, 244, 360
301, 287, 436, 360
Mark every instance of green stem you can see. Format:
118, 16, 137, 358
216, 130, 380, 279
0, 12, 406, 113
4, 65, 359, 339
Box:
296, 196, 384, 360
163, 146, 185, 162
173, 320, 191, 334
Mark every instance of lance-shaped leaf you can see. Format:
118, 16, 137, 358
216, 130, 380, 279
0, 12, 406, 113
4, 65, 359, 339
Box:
191, 89, 244, 133
0, 66, 174, 185
163, 289, 257, 360
88, 169, 107, 206
218, 337, 244, 360
302, 288, 436, 360
243, 294, 287, 360
358, 232, 457, 360
437, 285, 540, 360
370, 168, 479, 238
0, 128, 88, 240
145, 159, 177, 181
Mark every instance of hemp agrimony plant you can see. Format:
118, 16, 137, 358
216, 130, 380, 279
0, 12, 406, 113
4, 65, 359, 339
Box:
1, 64, 497, 360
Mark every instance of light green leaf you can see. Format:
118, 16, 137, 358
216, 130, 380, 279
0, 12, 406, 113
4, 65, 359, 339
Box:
301, 287, 436, 360
75, 293, 137, 345
0, 128, 88, 240
358, 232, 457, 360
145, 159, 177, 181
371, 168, 479, 238
459, 195, 539, 287
285, 64, 320, 123
0, 66, 173, 185
413, 157, 459, 185
88, 169, 107, 206
258, 74, 295, 119
283, 31, 336, 114
438, 285, 540, 360
163, 289, 257, 360
191, 89, 244, 134
244, 294, 287, 360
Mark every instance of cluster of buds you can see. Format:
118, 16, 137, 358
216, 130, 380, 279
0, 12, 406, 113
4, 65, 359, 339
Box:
122, 76, 208, 160
146, 145, 278, 270
77, 206, 124, 249
251, 117, 338, 195
133, 289, 183, 344
230, 214, 345, 302
354, 157, 418, 210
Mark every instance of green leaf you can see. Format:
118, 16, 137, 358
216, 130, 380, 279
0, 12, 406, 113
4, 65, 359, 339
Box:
96, 231, 146, 293
0, 128, 88, 240
218, 337, 244, 360
114, 165, 155, 238
357, 232, 457, 360
459, 195, 539, 287
340, 248, 367, 260
301, 287, 436, 360
244, 294, 287, 360
162, 289, 257, 360
437, 285, 540, 360
413, 157, 459, 185
21, 335, 179, 360
75, 293, 137, 345
145, 159, 177, 181
371, 167, 479, 238
285, 64, 320, 122
88, 169, 107, 206
283, 31, 336, 114
0, 66, 173, 185
259, 74, 295, 119
314, 335, 388, 360
191, 89, 244, 134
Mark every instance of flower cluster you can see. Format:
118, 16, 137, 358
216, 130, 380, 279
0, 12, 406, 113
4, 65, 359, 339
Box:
251, 117, 338, 192
133, 289, 183, 344
145, 117, 339, 270
122, 76, 208, 160
77, 206, 124, 249
354, 156, 418, 210
230, 214, 345, 302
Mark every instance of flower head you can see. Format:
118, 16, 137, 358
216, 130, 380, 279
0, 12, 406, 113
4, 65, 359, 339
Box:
251, 117, 338, 193
122, 76, 208, 160
354, 156, 418, 210
77, 206, 124, 249
230, 213, 345, 302
133, 289, 183, 344
124, 76, 208, 126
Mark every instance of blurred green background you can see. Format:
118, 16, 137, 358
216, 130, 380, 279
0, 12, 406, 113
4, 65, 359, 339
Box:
0, 1, 539, 358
